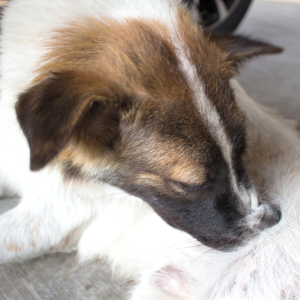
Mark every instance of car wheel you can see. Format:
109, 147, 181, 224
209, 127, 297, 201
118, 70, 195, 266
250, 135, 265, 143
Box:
198, 0, 253, 32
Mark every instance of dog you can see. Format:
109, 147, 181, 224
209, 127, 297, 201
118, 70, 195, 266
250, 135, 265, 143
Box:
0, 0, 293, 299
128, 81, 300, 299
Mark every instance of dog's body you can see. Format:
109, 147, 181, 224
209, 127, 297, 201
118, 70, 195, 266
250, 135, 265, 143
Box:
0, 0, 299, 299
129, 82, 300, 299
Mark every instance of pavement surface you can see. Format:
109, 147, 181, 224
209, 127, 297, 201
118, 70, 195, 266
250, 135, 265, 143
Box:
0, 0, 300, 299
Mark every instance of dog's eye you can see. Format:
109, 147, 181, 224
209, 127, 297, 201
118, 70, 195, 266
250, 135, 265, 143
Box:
170, 179, 204, 192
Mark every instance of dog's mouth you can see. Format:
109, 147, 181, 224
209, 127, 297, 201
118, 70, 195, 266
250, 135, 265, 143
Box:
119, 177, 282, 252
192, 202, 282, 252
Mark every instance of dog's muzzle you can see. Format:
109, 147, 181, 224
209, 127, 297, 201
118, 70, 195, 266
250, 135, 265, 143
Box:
247, 203, 282, 231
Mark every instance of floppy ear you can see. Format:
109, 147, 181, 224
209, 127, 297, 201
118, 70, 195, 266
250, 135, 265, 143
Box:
16, 70, 121, 171
206, 32, 283, 72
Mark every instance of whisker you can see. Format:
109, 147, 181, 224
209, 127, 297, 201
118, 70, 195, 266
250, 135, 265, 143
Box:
158, 244, 201, 253
193, 248, 213, 262
83, 192, 132, 200
158, 239, 198, 251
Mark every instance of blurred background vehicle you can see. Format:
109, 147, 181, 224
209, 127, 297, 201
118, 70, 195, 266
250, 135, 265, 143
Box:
187, 0, 253, 31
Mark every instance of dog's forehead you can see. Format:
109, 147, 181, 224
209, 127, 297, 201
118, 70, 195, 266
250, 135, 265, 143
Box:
42, 13, 235, 103
48, 13, 246, 183
112, 16, 247, 186
113, 16, 245, 136
113, 15, 246, 154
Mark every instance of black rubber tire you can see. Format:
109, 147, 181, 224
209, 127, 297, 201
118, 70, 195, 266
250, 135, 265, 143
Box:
209, 0, 253, 32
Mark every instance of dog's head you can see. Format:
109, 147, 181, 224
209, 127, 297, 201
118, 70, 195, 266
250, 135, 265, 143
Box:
16, 8, 282, 250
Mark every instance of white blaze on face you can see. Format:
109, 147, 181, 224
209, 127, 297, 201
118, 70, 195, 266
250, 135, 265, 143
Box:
167, 22, 257, 210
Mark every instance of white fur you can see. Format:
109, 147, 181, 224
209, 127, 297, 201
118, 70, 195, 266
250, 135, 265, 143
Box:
1, 0, 300, 299
0, 0, 200, 278
0, 0, 188, 263
181, 54, 257, 209
167, 17, 259, 211
124, 80, 300, 300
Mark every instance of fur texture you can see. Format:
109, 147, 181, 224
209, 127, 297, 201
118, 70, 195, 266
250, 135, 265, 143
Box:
0, 0, 297, 299
128, 80, 300, 299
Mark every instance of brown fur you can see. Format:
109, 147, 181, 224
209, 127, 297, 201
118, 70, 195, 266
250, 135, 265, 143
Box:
15, 8, 283, 249
18, 12, 283, 178
19, 16, 214, 184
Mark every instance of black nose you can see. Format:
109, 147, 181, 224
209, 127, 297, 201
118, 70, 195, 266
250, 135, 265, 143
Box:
257, 204, 282, 230
195, 204, 282, 252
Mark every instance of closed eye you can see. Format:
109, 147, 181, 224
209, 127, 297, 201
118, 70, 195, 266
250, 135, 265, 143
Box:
169, 179, 205, 192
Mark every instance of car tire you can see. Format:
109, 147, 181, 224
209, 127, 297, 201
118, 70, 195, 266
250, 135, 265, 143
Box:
199, 0, 253, 32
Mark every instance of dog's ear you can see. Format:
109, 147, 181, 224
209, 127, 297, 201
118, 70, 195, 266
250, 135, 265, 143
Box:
16, 70, 126, 171
205, 32, 283, 73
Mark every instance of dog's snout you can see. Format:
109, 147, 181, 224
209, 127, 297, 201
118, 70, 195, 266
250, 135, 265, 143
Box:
258, 204, 282, 230
215, 205, 282, 251
247, 203, 281, 231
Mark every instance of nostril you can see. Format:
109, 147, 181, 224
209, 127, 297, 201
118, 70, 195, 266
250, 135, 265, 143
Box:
258, 204, 282, 230
247, 203, 281, 231
263, 207, 281, 226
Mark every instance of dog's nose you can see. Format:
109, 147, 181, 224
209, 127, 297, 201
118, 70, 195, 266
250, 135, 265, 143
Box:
258, 204, 282, 230
247, 203, 281, 231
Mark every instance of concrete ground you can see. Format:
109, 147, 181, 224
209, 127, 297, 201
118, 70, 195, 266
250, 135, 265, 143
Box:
236, 0, 300, 121
0, 0, 300, 299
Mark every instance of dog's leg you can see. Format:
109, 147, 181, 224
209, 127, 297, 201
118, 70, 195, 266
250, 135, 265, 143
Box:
0, 190, 97, 264
77, 198, 203, 300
